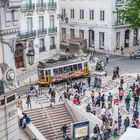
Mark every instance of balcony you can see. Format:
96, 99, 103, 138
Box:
125, 0, 131, 5
48, 27, 57, 34
17, 30, 36, 40
21, 4, 35, 12
47, 2, 57, 10
50, 44, 56, 50
36, 3, 46, 11
115, 21, 128, 27
39, 47, 46, 52
38, 28, 47, 36
115, 0, 124, 6
8, 0, 22, 9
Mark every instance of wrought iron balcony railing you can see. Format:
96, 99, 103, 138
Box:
115, 21, 127, 26
39, 47, 46, 52
36, 3, 46, 10
47, 2, 57, 10
21, 4, 35, 12
50, 44, 56, 50
115, 0, 124, 5
38, 28, 47, 36
17, 30, 36, 39
48, 27, 57, 34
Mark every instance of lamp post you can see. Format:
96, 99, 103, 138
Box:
26, 43, 35, 65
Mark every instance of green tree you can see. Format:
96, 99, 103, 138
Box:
118, 0, 140, 28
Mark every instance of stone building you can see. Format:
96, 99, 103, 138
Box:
59, 0, 140, 52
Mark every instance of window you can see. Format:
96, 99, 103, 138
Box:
70, 9, 75, 19
89, 10, 94, 20
70, 29, 75, 39
99, 32, 105, 49
80, 9, 84, 19
62, 8, 66, 18
62, 28, 66, 40
50, 36, 55, 49
27, 17, 32, 32
100, 10, 105, 21
50, 15, 54, 28
79, 30, 84, 39
39, 38, 45, 52
39, 16, 44, 30
27, 0, 32, 5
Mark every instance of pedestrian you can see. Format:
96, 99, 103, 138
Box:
17, 96, 23, 110
112, 67, 116, 80
125, 95, 131, 112
133, 94, 139, 111
108, 92, 113, 109
91, 90, 95, 106
121, 46, 123, 55
26, 95, 31, 109
93, 124, 102, 139
59, 89, 64, 102
95, 92, 101, 107
124, 117, 130, 131
101, 94, 105, 108
120, 76, 124, 88
65, 46, 69, 53
119, 88, 124, 102
116, 65, 120, 78
133, 110, 139, 120
136, 74, 140, 82
61, 124, 68, 138
112, 121, 119, 137
118, 115, 122, 130
106, 54, 109, 63
87, 75, 91, 87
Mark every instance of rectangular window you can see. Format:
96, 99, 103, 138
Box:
62, 8, 66, 18
100, 10, 105, 21
50, 36, 55, 50
70, 9, 75, 19
89, 10, 94, 20
70, 29, 75, 39
62, 28, 66, 40
99, 32, 105, 49
80, 9, 84, 19
79, 30, 84, 39
39, 16, 44, 30
27, 0, 32, 5
27, 17, 33, 32
50, 15, 54, 28
39, 38, 45, 52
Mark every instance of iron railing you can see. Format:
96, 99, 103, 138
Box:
39, 47, 46, 52
115, 0, 124, 5
47, 2, 57, 10
36, 3, 46, 10
21, 4, 35, 12
50, 44, 56, 50
17, 30, 36, 39
38, 28, 47, 36
48, 27, 57, 34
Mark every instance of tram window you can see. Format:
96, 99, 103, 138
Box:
84, 62, 88, 67
73, 65, 78, 70
53, 69, 58, 75
78, 63, 82, 70
38, 70, 44, 78
45, 70, 50, 76
59, 67, 63, 74
68, 65, 73, 71
64, 67, 68, 73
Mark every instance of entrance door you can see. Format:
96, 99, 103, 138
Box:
89, 30, 94, 47
124, 29, 130, 48
116, 32, 120, 50
15, 43, 24, 68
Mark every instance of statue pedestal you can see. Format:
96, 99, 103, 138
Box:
0, 92, 19, 140
93, 71, 106, 76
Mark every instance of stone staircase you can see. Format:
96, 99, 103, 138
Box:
25, 103, 74, 140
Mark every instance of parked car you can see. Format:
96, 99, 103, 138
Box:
130, 49, 140, 58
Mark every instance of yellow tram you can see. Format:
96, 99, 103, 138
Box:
37, 56, 89, 85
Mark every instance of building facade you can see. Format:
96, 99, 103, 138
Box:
59, 0, 140, 52
0, 1, 22, 140
15, 0, 60, 69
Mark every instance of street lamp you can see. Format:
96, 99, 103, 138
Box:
26, 43, 35, 65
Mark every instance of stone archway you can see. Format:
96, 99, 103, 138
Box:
15, 43, 25, 68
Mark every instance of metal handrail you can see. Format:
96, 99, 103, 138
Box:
45, 109, 59, 139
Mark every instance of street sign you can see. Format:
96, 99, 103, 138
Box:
114, 98, 119, 105
0, 80, 4, 96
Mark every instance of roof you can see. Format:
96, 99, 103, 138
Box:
37, 57, 88, 69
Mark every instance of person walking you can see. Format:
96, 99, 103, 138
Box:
61, 124, 68, 139
121, 46, 124, 55
116, 65, 120, 78
106, 54, 109, 63
26, 95, 31, 109
87, 75, 91, 87
108, 92, 113, 109
59, 89, 64, 102
133, 94, 139, 111
17, 96, 23, 110
124, 117, 130, 131
119, 89, 124, 102
101, 94, 105, 108
125, 95, 131, 112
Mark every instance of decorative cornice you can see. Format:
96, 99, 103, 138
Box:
0, 28, 20, 35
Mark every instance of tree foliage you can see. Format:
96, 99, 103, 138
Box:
118, 0, 140, 28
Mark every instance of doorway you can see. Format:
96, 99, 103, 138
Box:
124, 29, 130, 48
15, 43, 25, 68
89, 30, 94, 47
116, 32, 120, 50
